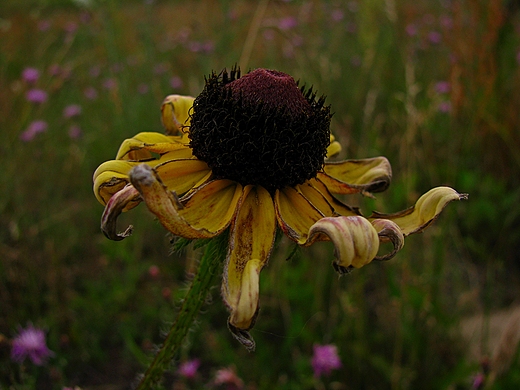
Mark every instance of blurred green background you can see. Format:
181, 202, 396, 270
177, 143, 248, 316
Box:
1, 0, 520, 388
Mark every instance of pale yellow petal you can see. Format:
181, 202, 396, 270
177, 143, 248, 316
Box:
275, 186, 324, 244
306, 178, 360, 217
161, 95, 194, 139
326, 134, 341, 158
129, 164, 242, 239
305, 216, 380, 273
319, 157, 392, 195
154, 158, 211, 196
369, 186, 468, 236
115, 132, 187, 160
223, 185, 276, 351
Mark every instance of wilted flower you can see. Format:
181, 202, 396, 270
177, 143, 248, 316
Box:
11, 325, 53, 365
22, 67, 39, 84
93, 67, 466, 350
63, 104, 82, 118
177, 358, 200, 379
26, 88, 48, 104
311, 344, 342, 377
20, 120, 48, 142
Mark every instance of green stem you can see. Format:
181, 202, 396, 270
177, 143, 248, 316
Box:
136, 233, 227, 389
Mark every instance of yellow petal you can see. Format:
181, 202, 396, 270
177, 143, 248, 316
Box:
129, 164, 242, 239
154, 158, 211, 196
100, 184, 140, 241
161, 95, 194, 139
306, 178, 360, 217
305, 216, 380, 273
275, 186, 324, 244
93, 160, 136, 206
115, 132, 188, 160
371, 219, 405, 261
326, 134, 341, 159
223, 185, 276, 351
369, 186, 468, 236
318, 157, 392, 195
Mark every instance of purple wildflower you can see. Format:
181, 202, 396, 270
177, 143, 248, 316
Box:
84, 86, 98, 100
405, 24, 418, 36
103, 78, 117, 90
438, 101, 452, 113
213, 367, 244, 389
177, 358, 200, 379
48, 63, 62, 77
26, 89, 48, 104
428, 31, 442, 44
435, 81, 451, 94
11, 325, 53, 365
22, 67, 40, 84
278, 16, 298, 31
311, 344, 342, 377
20, 120, 48, 142
331, 9, 344, 22
63, 104, 82, 118
170, 76, 183, 89
68, 125, 82, 139
38, 20, 51, 32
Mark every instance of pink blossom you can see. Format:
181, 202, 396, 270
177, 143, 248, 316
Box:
214, 367, 244, 389
63, 104, 82, 118
11, 325, 53, 365
331, 9, 344, 22
438, 101, 452, 113
428, 31, 442, 44
406, 24, 418, 36
278, 16, 298, 30
84, 86, 98, 100
435, 81, 451, 94
170, 76, 183, 89
311, 344, 342, 377
177, 358, 200, 379
26, 89, 48, 104
20, 120, 48, 142
22, 67, 39, 84
103, 78, 117, 90
148, 265, 160, 278
68, 125, 82, 139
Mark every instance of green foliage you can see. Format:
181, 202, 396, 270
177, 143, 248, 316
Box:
1, 0, 519, 388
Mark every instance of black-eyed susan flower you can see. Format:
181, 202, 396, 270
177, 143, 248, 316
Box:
93, 67, 467, 351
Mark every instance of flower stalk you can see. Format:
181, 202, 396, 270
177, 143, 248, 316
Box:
136, 233, 227, 389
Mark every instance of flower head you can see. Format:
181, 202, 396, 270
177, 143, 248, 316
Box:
177, 358, 200, 379
26, 88, 48, 104
22, 67, 40, 84
311, 344, 342, 377
11, 324, 53, 365
20, 120, 48, 142
93, 67, 467, 350
63, 104, 82, 119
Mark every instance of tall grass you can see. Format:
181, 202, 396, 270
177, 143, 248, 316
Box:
1, 0, 519, 388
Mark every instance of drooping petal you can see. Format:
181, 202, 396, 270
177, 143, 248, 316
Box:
326, 134, 341, 159
305, 216, 380, 274
129, 164, 242, 239
318, 157, 392, 195
93, 160, 138, 206
161, 95, 194, 141
369, 186, 468, 236
101, 184, 140, 240
154, 159, 211, 196
222, 185, 276, 352
116, 132, 189, 160
371, 219, 405, 261
306, 178, 361, 217
275, 186, 325, 244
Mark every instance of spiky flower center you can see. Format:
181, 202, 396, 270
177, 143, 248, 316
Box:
188, 68, 332, 191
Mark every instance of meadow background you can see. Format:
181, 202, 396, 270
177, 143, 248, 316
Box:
1, 0, 520, 388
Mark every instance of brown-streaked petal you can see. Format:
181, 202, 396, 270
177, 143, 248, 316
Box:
161, 94, 194, 138
305, 216, 380, 274
154, 158, 211, 196
275, 186, 324, 245
307, 178, 361, 217
318, 157, 392, 195
129, 164, 242, 239
101, 184, 141, 241
115, 132, 188, 160
369, 186, 468, 236
371, 219, 405, 261
93, 160, 136, 206
223, 185, 276, 351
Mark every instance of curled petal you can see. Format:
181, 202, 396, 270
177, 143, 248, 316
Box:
223, 186, 276, 351
370, 186, 468, 236
318, 157, 392, 195
101, 184, 141, 240
307, 178, 361, 217
326, 134, 342, 158
371, 219, 405, 261
275, 186, 324, 244
93, 160, 136, 206
129, 164, 242, 239
161, 95, 194, 138
305, 216, 380, 274
116, 132, 188, 160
